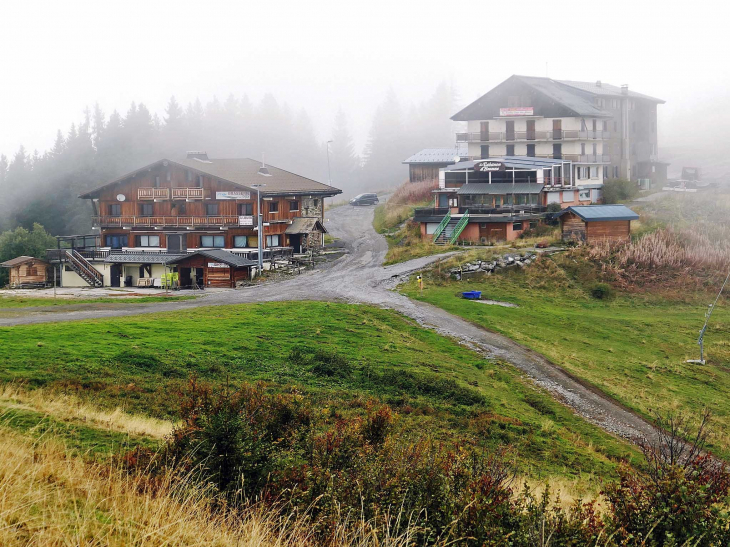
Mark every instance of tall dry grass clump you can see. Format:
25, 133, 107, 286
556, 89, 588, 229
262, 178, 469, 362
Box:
589, 224, 730, 288
388, 179, 438, 205
0, 428, 418, 547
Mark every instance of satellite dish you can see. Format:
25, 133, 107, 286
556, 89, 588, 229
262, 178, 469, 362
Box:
116, 194, 126, 202
453, 156, 461, 163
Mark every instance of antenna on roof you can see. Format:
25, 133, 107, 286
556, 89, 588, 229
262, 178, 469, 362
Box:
257, 153, 271, 177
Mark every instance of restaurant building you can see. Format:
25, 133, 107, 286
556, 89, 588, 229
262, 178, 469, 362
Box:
49, 152, 341, 288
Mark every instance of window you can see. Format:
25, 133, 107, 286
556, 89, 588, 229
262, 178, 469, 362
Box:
602, 120, 608, 131
526, 144, 535, 157
506, 144, 515, 156
205, 203, 219, 216
108, 204, 121, 216
266, 234, 280, 247
186, 170, 193, 182
201, 235, 225, 248
580, 118, 587, 131
480, 145, 489, 159
268, 201, 279, 213
313, 199, 319, 207
512, 222, 523, 231
140, 203, 154, 216
176, 202, 186, 215
238, 203, 253, 215
552, 144, 562, 159
166, 171, 171, 182
581, 143, 586, 155
613, 120, 618, 132
105, 234, 128, 249
614, 166, 619, 178
603, 166, 609, 179
197, 175, 203, 188
154, 176, 160, 188
233, 235, 248, 248
135, 235, 160, 247
289, 200, 299, 212
590, 166, 598, 179
592, 143, 597, 156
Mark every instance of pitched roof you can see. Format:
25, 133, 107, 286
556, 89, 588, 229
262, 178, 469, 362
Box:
166, 249, 257, 268
457, 183, 544, 195
452, 75, 610, 121
285, 217, 328, 234
1, 256, 47, 267
80, 158, 342, 199
403, 148, 460, 164
561, 205, 639, 221
557, 80, 665, 103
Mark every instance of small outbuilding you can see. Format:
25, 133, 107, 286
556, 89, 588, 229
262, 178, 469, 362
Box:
558, 205, 639, 243
285, 217, 328, 253
167, 249, 257, 288
1, 256, 50, 288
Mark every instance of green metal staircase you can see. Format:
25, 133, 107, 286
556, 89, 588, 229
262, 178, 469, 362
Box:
434, 210, 469, 245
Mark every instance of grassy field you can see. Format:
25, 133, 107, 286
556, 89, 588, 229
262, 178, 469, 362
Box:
0, 294, 194, 308
0, 301, 635, 484
401, 253, 730, 458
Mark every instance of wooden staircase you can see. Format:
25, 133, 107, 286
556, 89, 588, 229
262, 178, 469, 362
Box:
65, 250, 104, 287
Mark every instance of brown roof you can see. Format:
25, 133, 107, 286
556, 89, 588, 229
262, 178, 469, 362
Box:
80, 158, 342, 199
285, 217, 328, 234
1, 256, 48, 267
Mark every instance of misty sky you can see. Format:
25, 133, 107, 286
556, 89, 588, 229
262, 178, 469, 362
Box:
1, 0, 727, 161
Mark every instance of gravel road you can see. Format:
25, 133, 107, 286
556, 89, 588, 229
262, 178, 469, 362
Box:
0, 204, 658, 444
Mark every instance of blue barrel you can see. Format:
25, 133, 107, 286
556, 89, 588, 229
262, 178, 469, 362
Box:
461, 291, 482, 300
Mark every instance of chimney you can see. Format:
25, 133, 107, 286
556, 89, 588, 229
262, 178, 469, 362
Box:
186, 151, 209, 161
620, 84, 629, 95
596, 80, 602, 87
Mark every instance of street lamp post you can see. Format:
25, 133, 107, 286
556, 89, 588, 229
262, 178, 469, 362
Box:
326, 140, 333, 186
254, 154, 271, 276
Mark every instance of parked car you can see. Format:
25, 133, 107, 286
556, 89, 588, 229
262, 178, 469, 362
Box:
349, 193, 379, 206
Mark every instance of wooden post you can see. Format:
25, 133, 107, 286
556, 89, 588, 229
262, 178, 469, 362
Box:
53, 266, 57, 298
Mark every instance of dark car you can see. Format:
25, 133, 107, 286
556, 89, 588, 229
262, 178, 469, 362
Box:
349, 193, 379, 206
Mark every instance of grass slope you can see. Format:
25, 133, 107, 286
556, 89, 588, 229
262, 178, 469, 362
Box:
0, 301, 634, 483
401, 256, 730, 458
0, 294, 194, 308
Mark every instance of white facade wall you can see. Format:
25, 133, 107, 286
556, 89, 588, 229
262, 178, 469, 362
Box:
60, 261, 170, 288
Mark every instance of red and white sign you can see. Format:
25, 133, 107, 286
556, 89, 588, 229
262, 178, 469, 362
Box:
499, 107, 534, 116
207, 263, 229, 269
238, 216, 254, 226
216, 191, 251, 200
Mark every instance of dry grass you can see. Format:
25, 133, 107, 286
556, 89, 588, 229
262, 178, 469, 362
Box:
0, 428, 420, 547
588, 224, 730, 287
388, 179, 438, 205
0, 384, 174, 439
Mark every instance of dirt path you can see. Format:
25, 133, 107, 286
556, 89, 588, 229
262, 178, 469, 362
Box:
0, 204, 657, 444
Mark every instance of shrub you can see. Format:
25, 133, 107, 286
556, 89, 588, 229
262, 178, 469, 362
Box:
602, 178, 638, 204
546, 202, 563, 213
590, 283, 612, 299
113, 349, 162, 370
290, 348, 353, 378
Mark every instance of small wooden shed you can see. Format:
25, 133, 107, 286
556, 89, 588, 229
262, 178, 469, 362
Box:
1, 256, 50, 288
168, 249, 256, 289
559, 205, 639, 243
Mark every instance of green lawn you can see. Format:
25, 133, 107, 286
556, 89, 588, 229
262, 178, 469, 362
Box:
400, 257, 730, 458
0, 301, 635, 483
0, 295, 194, 308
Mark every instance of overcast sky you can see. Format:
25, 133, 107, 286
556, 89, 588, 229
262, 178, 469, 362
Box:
1, 0, 727, 161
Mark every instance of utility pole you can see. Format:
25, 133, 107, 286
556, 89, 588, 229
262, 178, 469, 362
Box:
254, 154, 271, 277
326, 140, 333, 186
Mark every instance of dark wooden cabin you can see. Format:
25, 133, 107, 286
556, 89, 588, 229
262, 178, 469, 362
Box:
559, 205, 638, 243
168, 249, 256, 288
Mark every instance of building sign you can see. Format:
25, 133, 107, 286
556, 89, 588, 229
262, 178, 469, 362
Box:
473, 161, 505, 172
207, 263, 229, 269
238, 215, 254, 226
499, 107, 534, 116
216, 191, 251, 200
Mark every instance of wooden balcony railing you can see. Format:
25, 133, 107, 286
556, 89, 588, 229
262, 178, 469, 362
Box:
172, 187, 204, 200
138, 188, 170, 200
93, 215, 244, 228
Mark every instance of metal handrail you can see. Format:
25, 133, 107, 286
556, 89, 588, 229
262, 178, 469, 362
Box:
449, 210, 470, 244
67, 250, 103, 285
432, 210, 451, 240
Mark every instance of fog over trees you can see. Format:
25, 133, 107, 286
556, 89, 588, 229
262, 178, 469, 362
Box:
0, 83, 459, 236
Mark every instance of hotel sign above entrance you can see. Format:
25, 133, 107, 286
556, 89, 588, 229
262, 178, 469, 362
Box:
473, 161, 505, 172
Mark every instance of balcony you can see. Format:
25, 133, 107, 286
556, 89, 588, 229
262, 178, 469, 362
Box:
459, 205, 546, 216
93, 215, 245, 228
138, 188, 170, 200
172, 187, 204, 200
137, 187, 204, 200
576, 155, 611, 163
456, 130, 610, 143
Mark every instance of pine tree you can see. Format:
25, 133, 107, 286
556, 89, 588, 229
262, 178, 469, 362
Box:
91, 103, 105, 148
0, 155, 8, 187
362, 88, 408, 187
164, 96, 184, 126
330, 109, 360, 191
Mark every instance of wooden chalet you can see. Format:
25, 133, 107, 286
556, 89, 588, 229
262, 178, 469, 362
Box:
167, 250, 257, 288
558, 205, 638, 243
1, 256, 49, 288
49, 152, 341, 288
